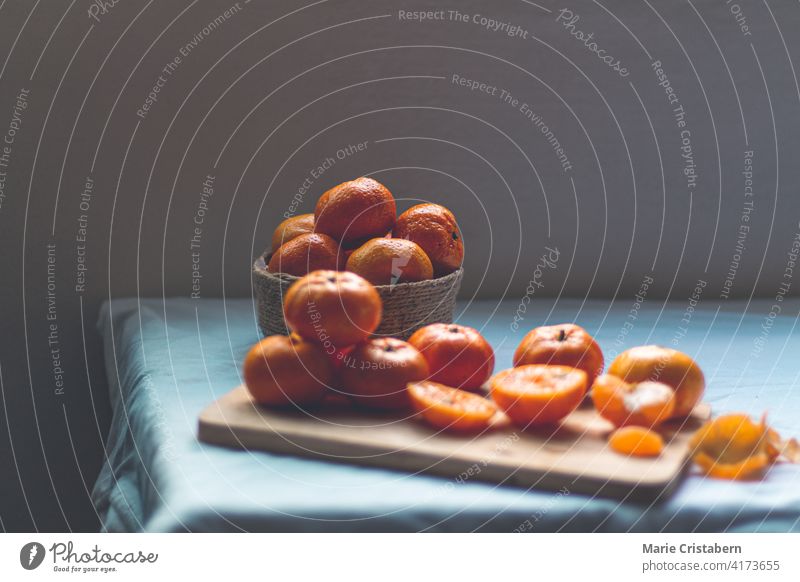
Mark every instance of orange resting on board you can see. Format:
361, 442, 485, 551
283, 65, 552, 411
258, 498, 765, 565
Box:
514, 323, 604, 385
339, 338, 429, 410
608, 345, 705, 418
283, 270, 382, 349
407, 323, 495, 391
591, 374, 675, 428
408, 380, 499, 432
243, 335, 333, 407
489, 364, 588, 427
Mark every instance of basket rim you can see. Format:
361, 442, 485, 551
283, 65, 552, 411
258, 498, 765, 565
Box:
252, 253, 463, 290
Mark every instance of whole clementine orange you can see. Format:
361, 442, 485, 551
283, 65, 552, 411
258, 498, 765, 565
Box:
243, 335, 333, 406
345, 238, 433, 285
607, 345, 705, 418
408, 323, 494, 390
271, 213, 315, 251
340, 337, 429, 410
489, 364, 587, 426
343, 232, 392, 259
513, 323, 604, 384
283, 270, 382, 348
314, 177, 396, 247
393, 203, 463, 276
268, 233, 344, 277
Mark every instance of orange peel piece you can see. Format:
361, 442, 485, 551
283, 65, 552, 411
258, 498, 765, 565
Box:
689, 413, 772, 480
609, 426, 664, 457
766, 427, 800, 463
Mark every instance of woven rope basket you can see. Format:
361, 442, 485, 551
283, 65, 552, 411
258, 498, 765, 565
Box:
253, 254, 463, 340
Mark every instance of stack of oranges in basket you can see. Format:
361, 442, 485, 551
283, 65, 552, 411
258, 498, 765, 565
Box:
247, 175, 481, 413
267, 176, 463, 283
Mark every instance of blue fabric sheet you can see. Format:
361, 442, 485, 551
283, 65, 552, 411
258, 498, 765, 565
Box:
92, 297, 800, 532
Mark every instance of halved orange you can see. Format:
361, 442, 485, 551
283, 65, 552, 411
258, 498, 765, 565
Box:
489, 365, 587, 426
408, 381, 499, 432
609, 426, 664, 457
591, 374, 675, 427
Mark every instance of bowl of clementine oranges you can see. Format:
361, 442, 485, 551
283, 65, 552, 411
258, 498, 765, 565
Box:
254, 176, 464, 339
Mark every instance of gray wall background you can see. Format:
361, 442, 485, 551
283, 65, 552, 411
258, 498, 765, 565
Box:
1, 0, 800, 531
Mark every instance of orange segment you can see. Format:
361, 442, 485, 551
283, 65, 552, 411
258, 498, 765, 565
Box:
609, 427, 664, 457
489, 365, 587, 426
408, 381, 499, 432
591, 374, 675, 427
689, 414, 771, 480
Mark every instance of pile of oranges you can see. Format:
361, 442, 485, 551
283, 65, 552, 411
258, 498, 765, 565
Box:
244, 259, 711, 456
242, 175, 798, 481
267, 176, 463, 284
487, 327, 706, 458
244, 267, 496, 414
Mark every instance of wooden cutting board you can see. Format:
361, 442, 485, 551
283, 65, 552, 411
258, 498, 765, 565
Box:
198, 386, 710, 501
